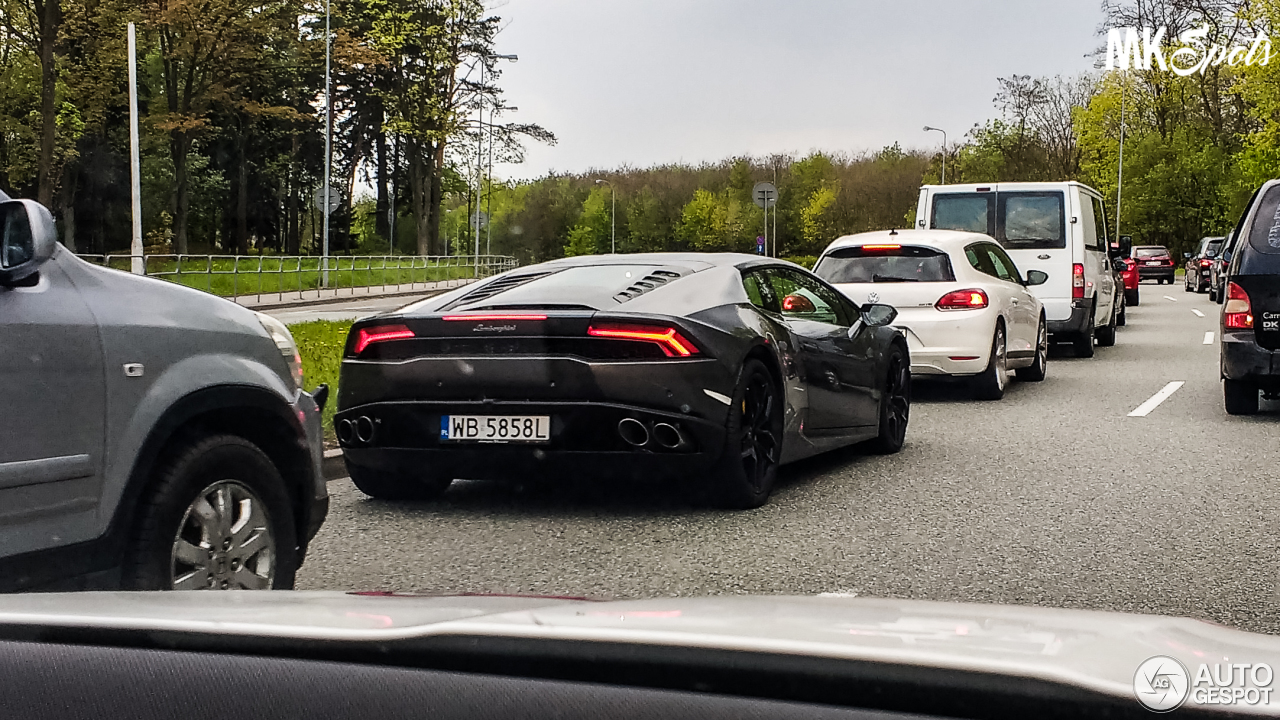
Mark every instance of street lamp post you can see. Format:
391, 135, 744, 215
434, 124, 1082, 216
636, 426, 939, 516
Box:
472, 53, 517, 271
322, 0, 332, 287
595, 179, 615, 253
923, 126, 947, 185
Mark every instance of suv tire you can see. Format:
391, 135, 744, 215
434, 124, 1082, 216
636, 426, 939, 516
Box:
972, 323, 1008, 400
1224, 379, 1260, 416
348, 463, 452, 501
124, 435, 298, 591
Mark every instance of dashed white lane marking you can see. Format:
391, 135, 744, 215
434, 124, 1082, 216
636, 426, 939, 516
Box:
1128, 381, 1186, 417
1204, 332, 1215, 345
1192, 309, 1205, 317
1164, 295, 1178, 302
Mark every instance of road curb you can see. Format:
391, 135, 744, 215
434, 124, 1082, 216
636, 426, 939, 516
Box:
237, 283, 467, 312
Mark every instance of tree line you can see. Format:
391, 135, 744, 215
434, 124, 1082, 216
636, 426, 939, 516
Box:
3, 0, 1279, 263
0, 0, 550, 255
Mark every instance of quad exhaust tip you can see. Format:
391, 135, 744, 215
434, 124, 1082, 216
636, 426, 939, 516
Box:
336, 418, 354, 445
617, 418, 649, 447
652, 422, 689, 450
354, 416, 376, 444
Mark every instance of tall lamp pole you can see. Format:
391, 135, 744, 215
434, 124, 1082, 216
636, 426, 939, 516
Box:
322, 0, 332, 287
1115, 76, 1126, 242
594, 179, 615, 253
473, 53, 517, 271
923, 126, 947, 184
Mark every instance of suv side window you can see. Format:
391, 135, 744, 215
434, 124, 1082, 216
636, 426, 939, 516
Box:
986, 244, 1022, 284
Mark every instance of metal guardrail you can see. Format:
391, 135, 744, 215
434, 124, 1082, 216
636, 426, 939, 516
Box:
75, 253, 519, 302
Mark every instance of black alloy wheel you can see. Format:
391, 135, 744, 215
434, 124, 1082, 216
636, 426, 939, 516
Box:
865, 346, 910, 454
708, 359, 782, 509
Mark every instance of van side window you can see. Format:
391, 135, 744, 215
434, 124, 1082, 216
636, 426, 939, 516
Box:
1091, 196, 1109, 250
1080, 194, 1100, 251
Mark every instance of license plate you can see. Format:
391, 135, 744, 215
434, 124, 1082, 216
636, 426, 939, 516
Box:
440, 415, 550, 443
1146, 261, 1161, 266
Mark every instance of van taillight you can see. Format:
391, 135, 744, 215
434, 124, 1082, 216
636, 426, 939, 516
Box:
1072, 263, 1085, 299
1225, 282, 1254, 329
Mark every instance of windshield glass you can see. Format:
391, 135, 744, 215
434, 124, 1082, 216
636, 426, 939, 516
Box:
931, 191, 1066, 249
14, 1, 1280, 704
814, 246, 955, 283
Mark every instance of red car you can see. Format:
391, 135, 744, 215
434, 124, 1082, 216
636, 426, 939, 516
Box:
1132, 245, 1176, 284
1111, 242, 1140, 305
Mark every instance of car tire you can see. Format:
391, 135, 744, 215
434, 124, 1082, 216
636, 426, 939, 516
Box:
1126, 289, 1140, 306
864, 345, 910, 454
1184, 275, 1193, 292
707, 358, 782, 509
1224, 379, 1260, 416
972, 323, 1008, 401
347, 462, 452, 501
1117, 298, 1127, 326
1016, 318, 1048, 382
1096, 302, 1117, 347
1073, 305, 1096, 358
1209, 286, 1218, 302
123, 434, 298, 591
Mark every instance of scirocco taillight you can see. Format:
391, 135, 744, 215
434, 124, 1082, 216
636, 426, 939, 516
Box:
936, 289, 989, 311
1072, 263, 1085, 299
1224, 282, 1254, 329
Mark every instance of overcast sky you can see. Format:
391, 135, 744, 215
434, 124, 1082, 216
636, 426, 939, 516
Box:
488, 0, 1108, 180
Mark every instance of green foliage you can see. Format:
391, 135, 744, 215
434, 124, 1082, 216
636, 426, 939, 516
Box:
291, 320, 353, 442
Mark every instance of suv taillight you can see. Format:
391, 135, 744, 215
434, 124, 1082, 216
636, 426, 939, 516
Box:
936, 289, 989, 311
1225, 282, 1253, 329
1072, 263, 1085, 299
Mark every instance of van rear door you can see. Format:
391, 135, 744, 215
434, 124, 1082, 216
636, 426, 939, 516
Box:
923, 186, 1072, 322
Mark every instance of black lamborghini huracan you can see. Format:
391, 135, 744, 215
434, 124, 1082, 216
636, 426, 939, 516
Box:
335, 253, 910, 508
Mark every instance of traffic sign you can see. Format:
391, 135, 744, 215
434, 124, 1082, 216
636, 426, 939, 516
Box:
313, 186, 343, 213
752, 182, 778, 209
473, 211, 489, 229
757, 236, 765, 254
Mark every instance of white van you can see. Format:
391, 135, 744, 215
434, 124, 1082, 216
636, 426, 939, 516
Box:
915, 182, 1120, 357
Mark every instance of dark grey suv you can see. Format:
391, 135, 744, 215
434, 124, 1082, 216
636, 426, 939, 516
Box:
0, 192, 329, 590
1220, 180, 1280, 415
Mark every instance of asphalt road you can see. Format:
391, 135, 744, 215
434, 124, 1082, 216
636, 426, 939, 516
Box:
297, 283, 1280, 635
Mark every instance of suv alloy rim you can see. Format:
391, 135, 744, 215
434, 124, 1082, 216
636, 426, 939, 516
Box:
171, 480, 276, 590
